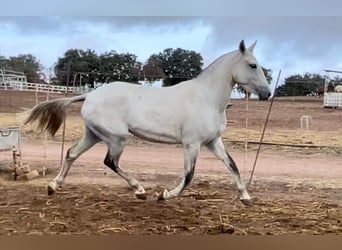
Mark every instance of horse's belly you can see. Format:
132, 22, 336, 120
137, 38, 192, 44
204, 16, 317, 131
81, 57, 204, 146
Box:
128, 127, 180, 144
127, 104, 183, 144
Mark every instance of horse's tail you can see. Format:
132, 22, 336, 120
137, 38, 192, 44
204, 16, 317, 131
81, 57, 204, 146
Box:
23, 94, 88, 136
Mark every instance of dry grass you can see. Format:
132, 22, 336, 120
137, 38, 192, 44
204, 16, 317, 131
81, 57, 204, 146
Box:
1, 112, 85, 142
1, 112, 342, 153
222, 128, 342, 148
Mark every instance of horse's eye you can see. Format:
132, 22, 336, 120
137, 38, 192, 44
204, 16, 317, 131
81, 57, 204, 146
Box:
249, 64, 257, 69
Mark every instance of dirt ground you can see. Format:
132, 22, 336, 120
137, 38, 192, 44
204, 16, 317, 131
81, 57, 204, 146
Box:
1, 90, 342, 235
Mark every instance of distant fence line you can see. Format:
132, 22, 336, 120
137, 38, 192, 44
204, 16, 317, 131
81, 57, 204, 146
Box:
0, 81, 91, 95
2, 80, 342, 108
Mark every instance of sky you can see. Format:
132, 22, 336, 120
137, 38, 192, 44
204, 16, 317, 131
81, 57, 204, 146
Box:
0, 3, 342, 92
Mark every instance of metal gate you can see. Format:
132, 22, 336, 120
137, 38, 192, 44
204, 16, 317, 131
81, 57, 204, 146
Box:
0, 126, 21, 168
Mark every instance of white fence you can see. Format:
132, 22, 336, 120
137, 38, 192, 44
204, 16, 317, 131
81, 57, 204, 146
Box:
0, 81, 92, 95
324, 92, 342, 108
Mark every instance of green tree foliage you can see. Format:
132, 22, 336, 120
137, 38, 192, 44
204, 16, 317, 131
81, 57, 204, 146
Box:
98, 51, 141, 84
0, 54, 42, 82
54, 49, 141, 87
275, 73, 325, 96
0, 55, 8, 68
145, 48, 203, 87
54, 49, 100, 87
331, 75, 342, 84
142, 56, 165, 84
263, 67, 273, 84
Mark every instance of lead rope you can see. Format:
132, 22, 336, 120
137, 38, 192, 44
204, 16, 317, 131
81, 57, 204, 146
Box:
247, 70, 282, 188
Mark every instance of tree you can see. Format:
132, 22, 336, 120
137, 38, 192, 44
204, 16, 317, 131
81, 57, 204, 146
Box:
263, 67, 273, 84
98, 51, 141, 84
142, 56, 165, 84
54, 49, 100, 87
331, 75, 342, 84
145, 48, 203, 87
0, 55, 9, 68
275, 73, 325, 96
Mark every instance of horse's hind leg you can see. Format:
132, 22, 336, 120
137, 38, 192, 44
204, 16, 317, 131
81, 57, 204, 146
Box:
206, 137, 251, 206
158, 143, 200, 201
104, 139, 146, 200
48, 127, 99, 195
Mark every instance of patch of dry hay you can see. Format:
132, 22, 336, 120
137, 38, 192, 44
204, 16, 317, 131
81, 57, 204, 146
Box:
1, 112, 342, 154
0, 112, 85, 142
0, 181, 341, 235
222, 128, 342, 148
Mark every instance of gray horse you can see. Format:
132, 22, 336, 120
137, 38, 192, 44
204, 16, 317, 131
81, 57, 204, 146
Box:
24, 40, 270, 205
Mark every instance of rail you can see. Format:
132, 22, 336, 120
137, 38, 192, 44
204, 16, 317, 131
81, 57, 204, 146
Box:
0, 81, 91, 94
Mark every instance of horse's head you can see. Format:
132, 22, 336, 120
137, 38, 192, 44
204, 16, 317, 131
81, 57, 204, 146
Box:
232, 40, 271, 100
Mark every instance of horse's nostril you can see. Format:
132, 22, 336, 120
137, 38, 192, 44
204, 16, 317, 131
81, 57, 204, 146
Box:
260, 91, 271, 101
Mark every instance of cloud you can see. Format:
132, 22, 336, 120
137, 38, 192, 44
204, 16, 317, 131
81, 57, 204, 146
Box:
202, 17, 342, 55
1, 0, 342, 15
194, 17, 342, 80
0, 17, 201, 34
1, 16, 342, 82
0, 17, 64, 34
0, 17, 211, 67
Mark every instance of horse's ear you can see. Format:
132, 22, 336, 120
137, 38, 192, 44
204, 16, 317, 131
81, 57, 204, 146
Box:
248, 40, 257, 52
239, 40, 246, 54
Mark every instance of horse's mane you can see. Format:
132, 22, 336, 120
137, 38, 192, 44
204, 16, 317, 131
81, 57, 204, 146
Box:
196, 50, 238, 79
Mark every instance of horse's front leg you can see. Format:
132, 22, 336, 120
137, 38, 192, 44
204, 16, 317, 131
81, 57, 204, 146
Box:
206, 137, 252, 206
158, 143, 200, 201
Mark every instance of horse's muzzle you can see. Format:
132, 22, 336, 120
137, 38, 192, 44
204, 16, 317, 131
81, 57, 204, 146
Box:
259, 91, 271, 101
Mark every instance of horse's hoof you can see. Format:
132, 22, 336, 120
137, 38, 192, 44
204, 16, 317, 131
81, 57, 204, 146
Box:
157, 192, 166, 201
47, 186, 55, 196
135, 193, 147, 200
240, 198, 253, 206
157, 189, 170, 201
157, 194, 165, 201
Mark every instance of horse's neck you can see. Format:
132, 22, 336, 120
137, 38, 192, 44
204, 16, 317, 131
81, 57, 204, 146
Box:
196, 52, 238, 112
